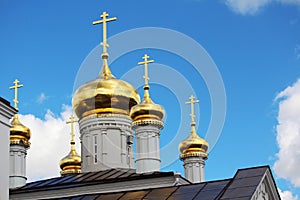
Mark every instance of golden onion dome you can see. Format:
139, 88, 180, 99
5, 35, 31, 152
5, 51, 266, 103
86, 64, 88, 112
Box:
60, 115, 81, 175
72, 57, 140, 119
59, 147, 81, 175
130, 85, 164, 122
10, 114, 31, 148
179, 124, 208, 160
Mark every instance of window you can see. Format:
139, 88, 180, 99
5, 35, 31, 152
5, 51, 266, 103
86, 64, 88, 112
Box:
94, 135, 98, 163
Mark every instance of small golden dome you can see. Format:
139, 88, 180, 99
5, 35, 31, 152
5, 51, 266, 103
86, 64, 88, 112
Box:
72, 60, 140, 119
130, 86, 164, 121
130, 54, 164, 123
179, 125, 208, 160
59, 148, 81, 175
179, 95, 208, 159
60, 115, 81, 175
10, 114, 31, 148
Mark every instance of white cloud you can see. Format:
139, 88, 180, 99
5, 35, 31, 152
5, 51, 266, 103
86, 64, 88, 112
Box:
225, 0, 300, 15
36, 93, 48, 104
273, 79, 300, 187
278, 0, 300, 5
225, 0, 272, 15
278, 188, 299, 200
19, 105, 81, 181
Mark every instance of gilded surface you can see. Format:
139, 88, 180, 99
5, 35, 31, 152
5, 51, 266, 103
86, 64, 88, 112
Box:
72, 11, 140, 118
59, 115, 81, 175
9, 79, 23, 110
9, 80, 31, 148
73, 78, 140, 118
130, 54, 165, 122
10, 114, 31, 148
179, 95, 209, 159
132, 119, 164, 128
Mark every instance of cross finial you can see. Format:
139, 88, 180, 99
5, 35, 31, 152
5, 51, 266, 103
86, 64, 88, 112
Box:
93, 11, 117, 57
138, 54, 154, 87
185, 95, 200, 126
66, 115, 78, 146
9, 79, 23, 110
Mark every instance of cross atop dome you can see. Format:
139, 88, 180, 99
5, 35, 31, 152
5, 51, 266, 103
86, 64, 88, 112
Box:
66, 115, 78, 146
72, 11, 140, 120
59, 115, 81, 175
185, 95, 199, 126
93, 11, 117, 58
136, 54, 156, 104
92, 11, 117, 80
138, 54, 154, 87
9, 79, 23, 110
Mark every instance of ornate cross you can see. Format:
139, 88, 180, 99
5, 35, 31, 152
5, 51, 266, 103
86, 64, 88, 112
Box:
93, 11, 117, 55
185, 95, 200, 124
138, 54, 154, 86
66, 115, 78, 144
9, 79, 23, 110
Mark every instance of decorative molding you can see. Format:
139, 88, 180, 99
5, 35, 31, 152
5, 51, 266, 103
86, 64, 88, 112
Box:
251, 169, 280, 200
132, 119, 164, 129
253, 182, 269, 200
180, 151, 208, 159
10, 140, 30, 148
80, 113, 131, 122
80, 116, 132, 133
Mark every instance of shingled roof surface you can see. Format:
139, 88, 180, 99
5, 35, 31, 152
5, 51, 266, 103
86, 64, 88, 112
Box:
10, 168, 175, 193
56, 179, 231, 200
11, 166, 279, 200
54, 166, 275, 200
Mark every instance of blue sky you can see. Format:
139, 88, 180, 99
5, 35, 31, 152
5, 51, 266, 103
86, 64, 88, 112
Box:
1, 0, 300, 199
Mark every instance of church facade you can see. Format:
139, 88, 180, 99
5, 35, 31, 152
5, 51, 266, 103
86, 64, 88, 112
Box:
0, 11, 281, 200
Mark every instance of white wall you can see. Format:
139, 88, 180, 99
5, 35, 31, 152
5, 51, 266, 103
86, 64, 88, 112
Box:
0, 98, 16, 200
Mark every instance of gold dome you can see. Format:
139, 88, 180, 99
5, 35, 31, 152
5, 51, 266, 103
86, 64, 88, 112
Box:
72, 57, 140, 119
130, 54, 164, 123
179, 95, 208, 160
59, 148, 81, 175
10, 114, 31, 148
130, 86, 164, 121
60, 115, 81, 175
179, 125, 208, 160
73, 12, 140, 119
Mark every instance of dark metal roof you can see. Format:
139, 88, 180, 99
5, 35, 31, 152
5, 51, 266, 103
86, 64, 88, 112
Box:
49, 179, 231, 200
11, 166, 280, 200
10, 168, 175, 193
0, 97, 12, 107
219, 166, 278, 199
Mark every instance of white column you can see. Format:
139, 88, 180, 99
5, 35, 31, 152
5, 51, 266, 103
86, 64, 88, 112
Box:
133, 122, 163, 174
0, 98, 17, 199
9, 145, 27, 188
183, 156, 206, 183
79, 115, 134, 172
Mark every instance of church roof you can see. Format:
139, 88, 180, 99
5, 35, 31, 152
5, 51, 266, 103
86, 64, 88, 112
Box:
0, 96, 17, 116
11, 169, 181, 191
0, 97, 13, 108
10, 168, 189, 199
58, 179, 232, 200
10, 166, 280, 200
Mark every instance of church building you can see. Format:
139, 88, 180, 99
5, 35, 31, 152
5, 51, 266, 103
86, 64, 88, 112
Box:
0, 11, 280, 200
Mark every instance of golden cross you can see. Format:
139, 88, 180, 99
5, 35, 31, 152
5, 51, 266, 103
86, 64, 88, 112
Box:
66, 115, 78, 144
93, 11, 117, 55
185, 95, 200, 124
138, 54, 154, 86
9, 79, 23, 110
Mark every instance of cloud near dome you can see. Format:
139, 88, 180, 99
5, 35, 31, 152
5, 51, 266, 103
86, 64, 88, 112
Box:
225, 0, 300, 15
